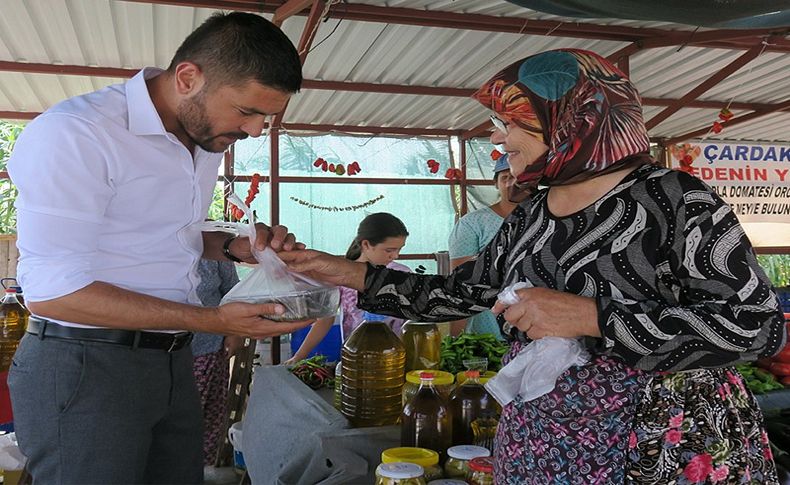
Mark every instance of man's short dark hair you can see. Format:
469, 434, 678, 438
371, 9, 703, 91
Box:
168, 12, 302, 93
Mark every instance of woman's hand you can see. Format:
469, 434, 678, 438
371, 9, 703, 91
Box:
228, 223, 306, 263
278, 249, 367, 290
491, 287, 600, 339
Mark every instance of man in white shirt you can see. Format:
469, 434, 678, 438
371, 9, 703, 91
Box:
7, 12, 307, 483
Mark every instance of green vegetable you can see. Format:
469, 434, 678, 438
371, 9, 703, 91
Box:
440, 332, 509, 375
288, 354, 335, 390
737, 363, 785, 394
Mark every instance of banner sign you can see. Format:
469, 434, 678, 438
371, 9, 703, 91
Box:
669, 142, 790, 223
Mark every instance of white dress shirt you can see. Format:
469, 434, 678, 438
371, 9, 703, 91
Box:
8, 68, 223, 329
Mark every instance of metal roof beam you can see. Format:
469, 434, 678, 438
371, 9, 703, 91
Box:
272, 0, 325, 127
663, 98, 790, 145
283, 123, 461, 137
645, 43, 765, 131
1, 61, 788, 114
461, 120, 494, 141
122, 1, 790, 53
271, 0, 313, 27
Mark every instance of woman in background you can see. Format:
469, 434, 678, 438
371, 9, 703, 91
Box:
447, 154, 515, 338
287, 212, 410, 363
191, 258, 242, 465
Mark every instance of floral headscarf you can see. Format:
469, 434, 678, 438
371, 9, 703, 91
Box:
473, 49, 653, 200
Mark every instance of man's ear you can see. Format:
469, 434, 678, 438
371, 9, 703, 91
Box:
173, 62, 206, 96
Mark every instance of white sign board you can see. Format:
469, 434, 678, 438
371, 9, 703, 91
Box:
669, 142, 790, 223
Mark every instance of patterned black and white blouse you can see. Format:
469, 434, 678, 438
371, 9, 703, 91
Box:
359, 164, 787, 372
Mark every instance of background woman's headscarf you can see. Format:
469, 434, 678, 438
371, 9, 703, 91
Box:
473, 49, 653, 200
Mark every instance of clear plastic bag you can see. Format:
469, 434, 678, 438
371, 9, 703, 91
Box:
484, 282, 589, 406
200, 194, 339, 322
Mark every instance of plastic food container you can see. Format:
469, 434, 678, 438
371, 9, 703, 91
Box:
403, 370, 455, 406
382, 447, 442, 481
375, 462, 427, 485
444, 445, 490, 478
232, 286, 340, 322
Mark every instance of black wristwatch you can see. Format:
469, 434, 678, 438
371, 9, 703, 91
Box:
222, 236, 243, 263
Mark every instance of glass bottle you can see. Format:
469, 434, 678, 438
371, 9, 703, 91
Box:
449, 370, 498, 446
402, 369, 455, 407
470, 411, 499, 454
401, 321, 441, 372
0, 288, 28, 372
340, 312, 406, 427
401, 372, 452, 463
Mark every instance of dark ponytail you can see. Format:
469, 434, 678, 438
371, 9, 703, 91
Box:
345, 213, 409, 260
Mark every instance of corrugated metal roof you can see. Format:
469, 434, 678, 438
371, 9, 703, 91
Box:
0, 0, 788, 143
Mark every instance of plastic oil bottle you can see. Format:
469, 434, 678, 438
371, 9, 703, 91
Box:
401, 371, 452, 463
0, 288, 28, 372
401, 321, 441, 372
340, 312, 406, 427
449, 370, 498, 445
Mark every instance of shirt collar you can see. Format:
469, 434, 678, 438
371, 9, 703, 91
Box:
126, 67, 170, 136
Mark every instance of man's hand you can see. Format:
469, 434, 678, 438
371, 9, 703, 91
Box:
278, 249, 367, 290
214, 301, 314, 340
228, 223, 306, 264
491, 287, 600, 340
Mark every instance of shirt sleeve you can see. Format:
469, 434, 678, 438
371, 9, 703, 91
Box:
357, 206, 523, 321
597, 175, 787, 372
9, 113, 114, 302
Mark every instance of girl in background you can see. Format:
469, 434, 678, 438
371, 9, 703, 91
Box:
286, 212, 410, 363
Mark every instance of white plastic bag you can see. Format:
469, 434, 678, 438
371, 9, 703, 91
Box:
0, 433, 26, 471
200, 194, 339, 322
484, 282, 589, 406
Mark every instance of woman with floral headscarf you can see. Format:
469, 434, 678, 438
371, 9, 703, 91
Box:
280, 49, 786, 483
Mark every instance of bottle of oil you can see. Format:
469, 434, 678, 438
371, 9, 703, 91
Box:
340, 312, 405, 427
401, 321, 441, 372
471, 410, 499, 454
333, 361, 342, 410
449, 370, 498, 445
401, 372, 452, 463
0, 288, 28, 372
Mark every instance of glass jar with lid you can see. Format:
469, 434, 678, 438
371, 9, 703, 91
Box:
443, 445, 490, 478
375, 462, 427, 485
466, 456, 494, 485
382, 447, 443, 481
402, 369, 455, 406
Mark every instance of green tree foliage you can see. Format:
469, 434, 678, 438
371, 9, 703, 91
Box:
0, 121, 24, 234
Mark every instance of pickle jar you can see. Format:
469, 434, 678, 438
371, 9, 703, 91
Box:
402, 370, 455, 406
375, 462, 427, 485
466, 457, 494, 485
444, 445, 490, 479
382, 447, 443, 481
